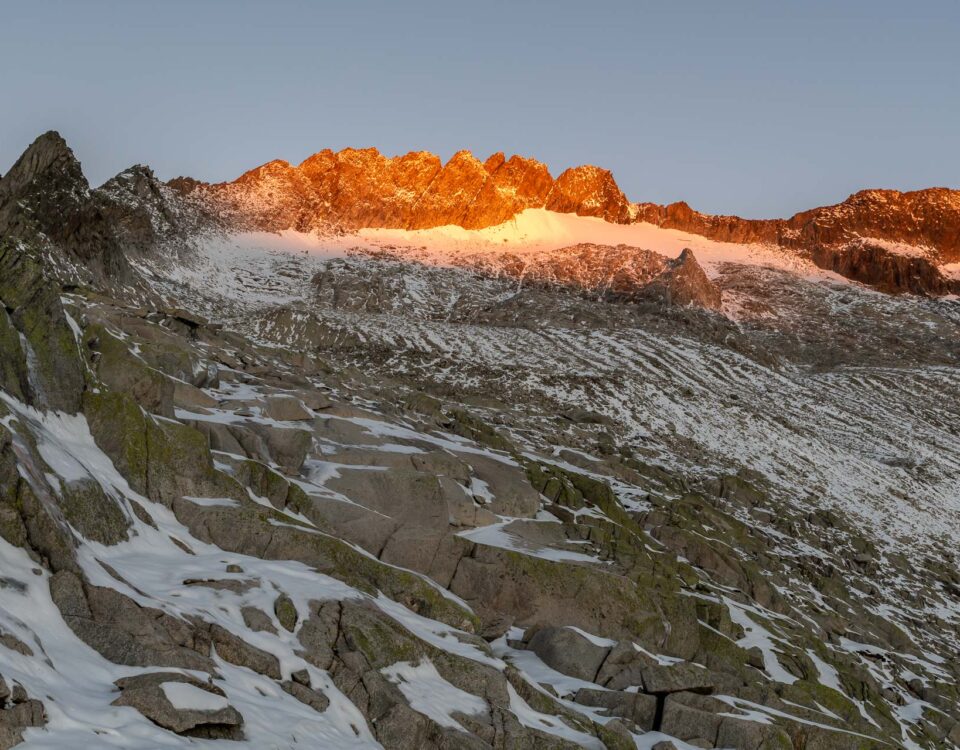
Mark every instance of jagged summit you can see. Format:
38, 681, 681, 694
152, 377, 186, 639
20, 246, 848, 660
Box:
0, 130, 88, 220
0, 130, 81, 194
0, 130, 134, 279
155, 138, 960, 294
172, 145, 630, 233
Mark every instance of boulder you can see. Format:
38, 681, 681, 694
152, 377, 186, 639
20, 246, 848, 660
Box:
112, 672, 243, 740
264, 395, 313, 421
246, 423, 313, 474
526, 627, 612, 682
173, 381, 219, 410
280, 680, 329, 713
659, 692, 727, 745
274, 593, 298, 631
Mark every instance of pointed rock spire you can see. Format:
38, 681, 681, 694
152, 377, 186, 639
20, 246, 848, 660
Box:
0, 130, 85, 198
0, 131, 129, 279
641, 248, 722, 310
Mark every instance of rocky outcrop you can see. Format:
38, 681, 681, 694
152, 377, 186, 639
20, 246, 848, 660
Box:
111, 673, 244, 740
448, 243, 722, 310
638, 248, 723, 310
545, 165, 630, 224
636, 188, 960, 263
462, 153, 554, 229
490, 243, 669, 298
634, 200, 780, 246
93, 164, 208, 256
0, 240, 85, 413
0, 676, 45, 750
786, 188, 960, 262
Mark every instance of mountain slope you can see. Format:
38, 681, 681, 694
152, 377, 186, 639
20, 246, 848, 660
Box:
0, 132, 959, 750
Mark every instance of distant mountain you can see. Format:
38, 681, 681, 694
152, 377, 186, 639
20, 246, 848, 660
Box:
168, 145, 960, 295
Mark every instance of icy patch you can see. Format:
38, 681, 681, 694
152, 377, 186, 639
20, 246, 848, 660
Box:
491, 631, 605, 700
381, 659, 487, 731
457, 519, 603, 564
182, 496, 240, 508
724, 597, 798, 685
805, 648, 844, 693
505, 683, 604, 750
565, 626, 617, 648
375, 594, 502, 669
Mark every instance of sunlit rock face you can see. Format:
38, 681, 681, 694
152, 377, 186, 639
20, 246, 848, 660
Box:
545, 165, 630, 224
173, 146, 632, 233
170, 146, 960, 295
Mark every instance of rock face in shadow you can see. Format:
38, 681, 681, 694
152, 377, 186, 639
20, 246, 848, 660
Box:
639, 249, 723, 310
0, 131, 130, 279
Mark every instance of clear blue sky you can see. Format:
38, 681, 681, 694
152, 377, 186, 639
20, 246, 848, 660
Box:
1, 0, 957, 218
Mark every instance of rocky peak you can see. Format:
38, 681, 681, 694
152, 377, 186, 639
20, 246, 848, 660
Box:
546, 165, 630, 223
93, 165, 195, 256
234, 159, 296, 186
0, 131, 89, 232
98, 164, 161, 200
483, 151, 506, 173
0, 130, 86, 199
0, 131, 129, 279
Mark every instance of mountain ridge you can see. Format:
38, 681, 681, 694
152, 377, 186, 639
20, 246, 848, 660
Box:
162, 141, 960, 294
169, 143, 960, 255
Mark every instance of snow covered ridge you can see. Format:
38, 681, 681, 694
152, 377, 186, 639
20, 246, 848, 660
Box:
1, 129, 960, 749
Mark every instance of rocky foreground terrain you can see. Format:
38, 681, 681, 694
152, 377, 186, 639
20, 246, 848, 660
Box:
0, 131, 958, 749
